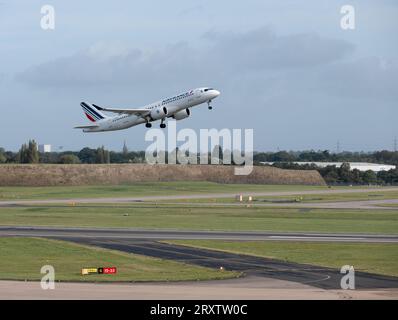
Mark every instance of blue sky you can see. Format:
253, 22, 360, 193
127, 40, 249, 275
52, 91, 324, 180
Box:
1, 0, 397, 151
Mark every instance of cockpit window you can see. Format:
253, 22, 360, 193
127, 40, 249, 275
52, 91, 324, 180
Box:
204, 88, 214, 92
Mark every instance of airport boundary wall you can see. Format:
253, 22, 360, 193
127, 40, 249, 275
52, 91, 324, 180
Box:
0, 164, 326, 186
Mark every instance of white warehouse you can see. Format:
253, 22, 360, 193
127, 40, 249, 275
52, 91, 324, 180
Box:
38, 144, 51, 153
261, 162, 396, 172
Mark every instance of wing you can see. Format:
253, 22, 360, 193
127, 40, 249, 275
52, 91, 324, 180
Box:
74, 125, 99, 129
93, 104, 150, 116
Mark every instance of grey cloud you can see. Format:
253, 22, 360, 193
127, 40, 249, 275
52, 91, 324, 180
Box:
16, 27, 355, 89
205, 27, 355, 72
178, 4, 205, 16
316, 57, 398, 100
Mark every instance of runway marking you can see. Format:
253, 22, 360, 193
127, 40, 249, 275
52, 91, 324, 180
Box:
269, 236, 366, 241
1, 227, 398, 243
303, 274, 332, 285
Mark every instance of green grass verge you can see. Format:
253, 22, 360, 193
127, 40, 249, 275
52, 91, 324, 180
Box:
1, 204, 398, 234
160, 190, 398, 204
0, 182, 330, 200
166, 240, 398, 277
377, 204, 398, 208
0, 237, 238, 282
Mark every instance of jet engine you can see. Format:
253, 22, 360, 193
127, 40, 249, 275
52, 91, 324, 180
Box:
150, 106, 168, 120
172, 108, 190, 120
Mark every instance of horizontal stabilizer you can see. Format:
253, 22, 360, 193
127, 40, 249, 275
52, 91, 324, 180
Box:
74, 125, 99, 129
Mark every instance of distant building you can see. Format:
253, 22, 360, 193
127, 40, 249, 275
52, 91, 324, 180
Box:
38, 144, 51, 153
260, 162, 396, 172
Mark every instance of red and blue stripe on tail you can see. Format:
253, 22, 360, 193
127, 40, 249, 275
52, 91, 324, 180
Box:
80, 102, 107, 122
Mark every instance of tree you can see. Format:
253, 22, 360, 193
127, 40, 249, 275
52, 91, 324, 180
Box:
351, 169, 363, 184
17, 140, 39, 163
378, 169, 398, 185
338, 162, 352, 182
27, 140, 39, 163
96, 146, 110, 164
362, 170, 377, 184
59, 154, 81, 164
78, 147, 97, 163
4, 151, 17, 163
123, 141, 128, 156
40, 152, 60, 164
0, 148, 6, 163
270, 151, 295, 162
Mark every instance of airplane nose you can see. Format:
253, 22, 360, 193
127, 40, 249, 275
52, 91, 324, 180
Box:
213, 90, 220, 98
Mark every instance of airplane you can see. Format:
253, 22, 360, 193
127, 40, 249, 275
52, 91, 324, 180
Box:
74, 87, 220, 132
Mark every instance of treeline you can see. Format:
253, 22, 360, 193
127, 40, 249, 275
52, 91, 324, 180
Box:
253, 150, 398, 185
0, 140, 145, 164
1, 142, 397, 185
270, 162, 398, 185
253, 150, 398, 165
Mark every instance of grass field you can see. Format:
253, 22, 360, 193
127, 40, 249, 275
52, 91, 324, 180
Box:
0, 237, 238, 282
377, 204, 398, 208
0, 182, 331, 200
1, 204, 398, 234
166, 240, 398, 277
162, 190, 398, 204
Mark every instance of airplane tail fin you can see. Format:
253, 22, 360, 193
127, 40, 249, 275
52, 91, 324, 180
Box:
80, 102, 107, 122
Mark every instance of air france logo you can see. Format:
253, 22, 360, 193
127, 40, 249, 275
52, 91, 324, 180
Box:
162, 91, 194, 105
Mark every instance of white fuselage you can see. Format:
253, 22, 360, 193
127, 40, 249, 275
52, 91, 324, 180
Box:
84, 88, 220, 132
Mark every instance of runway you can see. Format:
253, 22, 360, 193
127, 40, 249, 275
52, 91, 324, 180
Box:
1, 226, 398, 298
1, 226, 398, 243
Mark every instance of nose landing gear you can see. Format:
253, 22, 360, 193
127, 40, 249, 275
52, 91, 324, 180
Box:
207, 100, 213, 110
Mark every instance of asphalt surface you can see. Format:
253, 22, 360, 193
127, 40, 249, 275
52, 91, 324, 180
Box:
1, 226, 398, 243
59, 238, 398, 290
1, 226, 398, 290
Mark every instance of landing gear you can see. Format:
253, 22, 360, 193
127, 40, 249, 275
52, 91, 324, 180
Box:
207, 100, 213, 110
145, 122, 152, 128
160, 118, 166, 128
